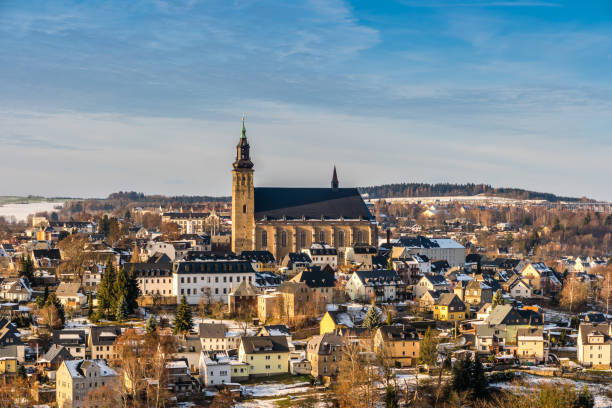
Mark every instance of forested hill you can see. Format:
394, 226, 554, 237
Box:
357, 183, 586, 202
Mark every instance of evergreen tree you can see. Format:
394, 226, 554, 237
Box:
492, 289, 504, 309
145, 315, 157, 334
97, 258, 116, 318
112, 267, 129, 316
115, 294, 128, 322
471, 357, 488, 398
43, 285, 49, 302
173, 295, 193, 335
384, 385, 398, 408
451, 354, 472, 392
45, 293, 65, 326
362, 304, 381, 329
126, 266, 141, 314
19, 256, 35, 282
576, 385, 595, 408
387, 256, 394, 271
419, 327, 439, 367
87, 292, 94, 318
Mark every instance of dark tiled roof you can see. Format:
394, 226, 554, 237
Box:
254, 187, 372, 220
396, 236, 439, 249
240, 251, 276, 264
53, 329, 87, 346
240, 336, 289, 354
89, 326, 122, 346
198, 323, 227, 338
128, 262, 171, 277
291, 268, 335, 288
378, 325, 419, 341
33, 249, 61, 260
173, 260, 254, 274
353, 244, 377, 254
354, 269, 402, 285
436, 293, 466, 309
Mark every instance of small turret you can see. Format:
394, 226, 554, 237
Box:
331, 165, 339, 189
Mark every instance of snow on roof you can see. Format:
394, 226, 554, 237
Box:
430, 238, 464, 249
63, 359, 117, 378
166, 360, 188, 369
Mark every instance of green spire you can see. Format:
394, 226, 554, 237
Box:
241, 114, 246, 139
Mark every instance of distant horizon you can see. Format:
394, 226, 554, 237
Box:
1, 1, 611, 200
1, 180, 605, 202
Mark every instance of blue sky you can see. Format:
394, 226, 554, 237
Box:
1, 0, 611, 199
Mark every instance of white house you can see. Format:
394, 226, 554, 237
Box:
302, 243, 338, 270
56, 359, 118, 408
345, 270, 404, 303
0, 279, 32, 302
172, 260, 256, 304
413, 274, 450, 299
199, 351, 231, 387
198, 323, 241, 351
577, 323, 612, 369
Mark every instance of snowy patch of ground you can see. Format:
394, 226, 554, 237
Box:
490, 372, 612, 408
242, 381, 312, 398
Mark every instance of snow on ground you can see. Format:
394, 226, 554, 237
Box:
242, 381, 312, 398
490, 372, 612, 408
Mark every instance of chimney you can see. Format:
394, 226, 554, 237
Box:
386, 229, 391, 245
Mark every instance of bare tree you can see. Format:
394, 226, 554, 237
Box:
560, 275, 589, 313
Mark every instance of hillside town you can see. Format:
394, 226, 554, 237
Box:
0, 125, 609, 408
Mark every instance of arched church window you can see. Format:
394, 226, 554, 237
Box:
242, 204, 246, 214
281, 231, 287, 247
338, 230, 345, 247
319, 230, 325, 243
357, 230, 363, 244
261, 230, 267, 247
300, 231, 307, 248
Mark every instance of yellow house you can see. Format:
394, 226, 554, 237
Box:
0, 357, 18, 375
517, 327, 547, 364
433, 293, 467, 322
320, 310, 354, 335
239, 336, 290, 377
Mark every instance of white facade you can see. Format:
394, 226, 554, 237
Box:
172, 260, 256, 304
199, 352, 231, 387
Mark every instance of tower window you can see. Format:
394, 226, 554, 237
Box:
338, 230, 345, 247
357, 230, 363, 244
319, 230, 325, 243
262, 230, 268, 247
281, 231, 287, 248
243, 204, 246, 213
300, 231, 307, 248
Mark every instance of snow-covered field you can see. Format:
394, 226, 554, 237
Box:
242, 381, 312, 398
0, 201, 64, 222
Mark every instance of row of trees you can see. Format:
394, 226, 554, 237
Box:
96, 259, 140, 321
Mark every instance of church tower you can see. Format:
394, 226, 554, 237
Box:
231, 116, 255, 254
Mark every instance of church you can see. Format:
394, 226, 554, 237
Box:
231, 118, 378, 261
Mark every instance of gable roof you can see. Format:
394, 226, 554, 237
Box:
377, 325, 419, 341
486, 304, 542, 326
229, 280, 261, 297
254, 187, 372, 221
291, 268, 335, 288
89, 326, 122, 345
436, 293, 465, 309
240, 335, 289, 354
56, 282, 82, 297
354, 269, 402, 285
198, 323, 227, 339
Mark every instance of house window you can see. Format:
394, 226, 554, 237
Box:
262, 230, 268, 247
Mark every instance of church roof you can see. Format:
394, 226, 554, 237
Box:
254, 187, 372, 221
